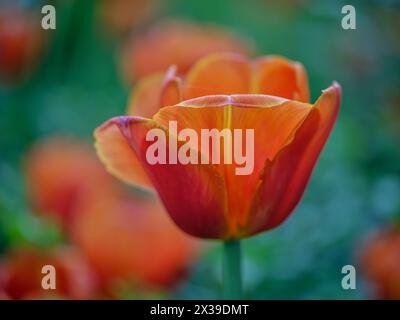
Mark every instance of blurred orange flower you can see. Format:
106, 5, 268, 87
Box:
25, 138, 197, 291
0, 247, 96, 300
0, 5, 44, 82
121, 21, 253, 82
362, 228, 400, 299
25, 139, 115, 229
95, 53, 341, 239
72, 191, 196, 291
98, 0, 160, 36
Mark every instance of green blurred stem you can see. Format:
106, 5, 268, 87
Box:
223, 240, 242, 299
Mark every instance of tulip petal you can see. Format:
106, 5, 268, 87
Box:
126, 73, 164, 118
94, 116, 229, 238
252, 56, 310, 102
94, 117, 154, 191
160, 65, 182, 107
154, 94, 312, 237
183, 53, 251, 100
247, 83, 341, 235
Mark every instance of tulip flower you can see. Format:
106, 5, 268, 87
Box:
95, 53, 341, 298
0, 5, 44, 82
0, 247, 96, 300
361, 228, 400, 299
121, 21, 252, 83
25, 138, 197, 294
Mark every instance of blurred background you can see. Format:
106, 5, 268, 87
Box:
0, 0, 399, 299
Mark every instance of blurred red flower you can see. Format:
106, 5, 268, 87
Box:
0, 5, 44, 82
362, 228, 400, 299
95, 52, 341, 239
121, 21, 253, 83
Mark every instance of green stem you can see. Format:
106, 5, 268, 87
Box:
223, 240, 242, 299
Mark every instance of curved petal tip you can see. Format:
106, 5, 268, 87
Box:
322, 82, 342, 100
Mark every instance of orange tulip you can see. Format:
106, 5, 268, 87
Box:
0, 247, 96, 300
95, 53, 341, 239
0, 5, 44, 82
121, 21, 252, 82
361, 229, 400, 299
